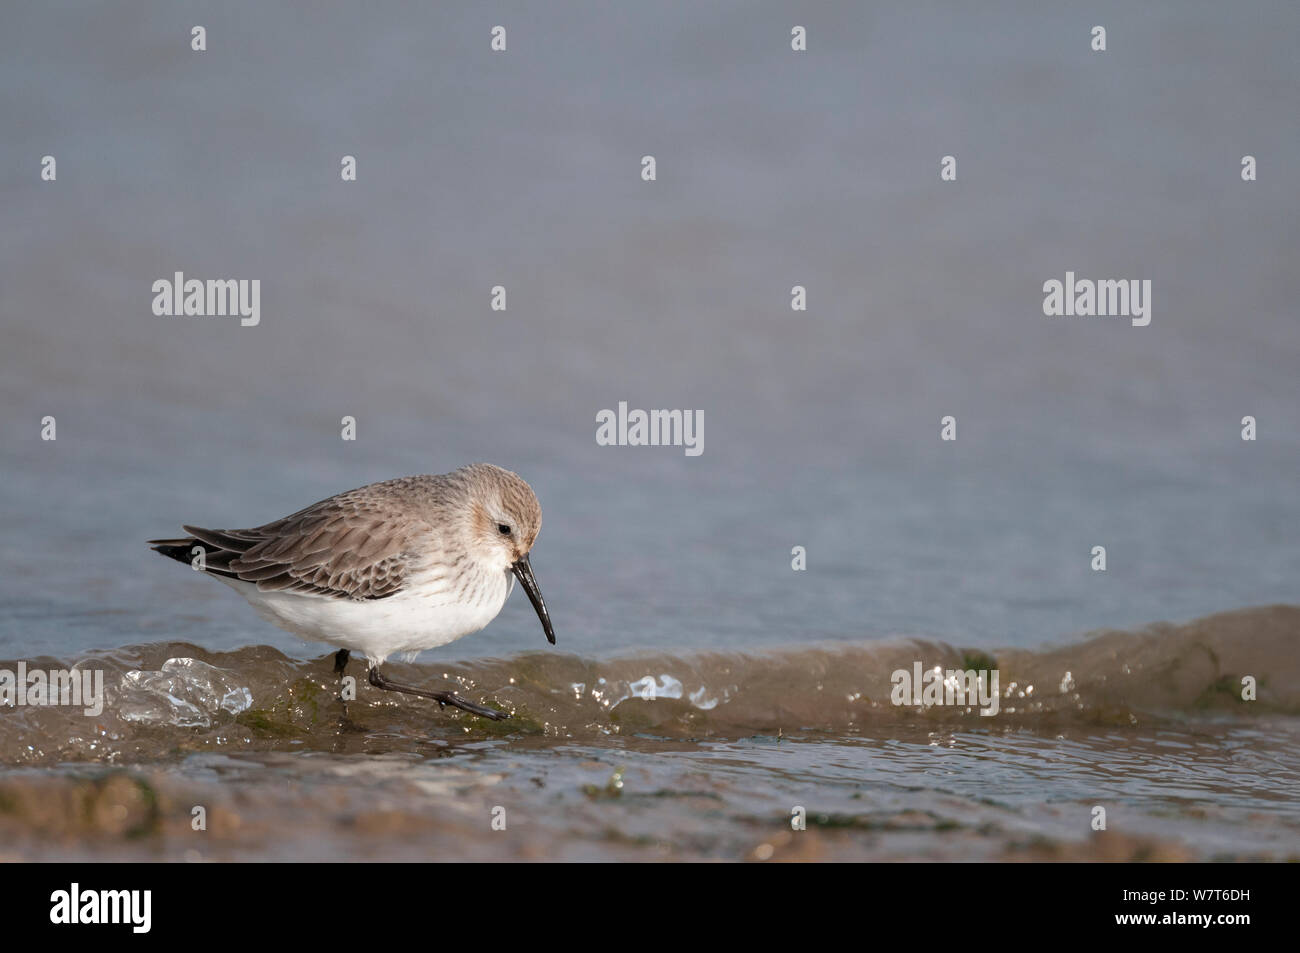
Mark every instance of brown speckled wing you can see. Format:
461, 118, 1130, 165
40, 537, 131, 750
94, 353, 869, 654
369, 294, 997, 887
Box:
183, 498, 420, 600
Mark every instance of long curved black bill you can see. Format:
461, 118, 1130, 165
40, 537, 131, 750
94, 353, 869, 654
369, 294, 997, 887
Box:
511, 553, 556, 645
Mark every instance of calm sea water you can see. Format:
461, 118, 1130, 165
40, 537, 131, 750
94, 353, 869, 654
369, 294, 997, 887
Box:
0, 1, 1297, 861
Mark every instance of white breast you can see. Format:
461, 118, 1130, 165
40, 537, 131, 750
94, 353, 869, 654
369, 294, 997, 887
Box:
220, 566, 514, 665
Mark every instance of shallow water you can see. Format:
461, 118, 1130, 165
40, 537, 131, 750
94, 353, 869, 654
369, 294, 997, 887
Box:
1, 607, 1297, 860
1, 1, 1298, 860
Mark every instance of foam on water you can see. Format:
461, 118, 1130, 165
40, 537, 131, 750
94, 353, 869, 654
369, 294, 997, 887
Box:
0, 604, 1296, 753
1, 605, 1297, 861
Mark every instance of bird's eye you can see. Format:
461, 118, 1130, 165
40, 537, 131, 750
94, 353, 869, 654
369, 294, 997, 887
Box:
498, 524, 511, 535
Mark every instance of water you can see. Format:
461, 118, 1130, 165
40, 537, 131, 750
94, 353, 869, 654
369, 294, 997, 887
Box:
0, 1, 1298, 860
2, 606, 1299, 859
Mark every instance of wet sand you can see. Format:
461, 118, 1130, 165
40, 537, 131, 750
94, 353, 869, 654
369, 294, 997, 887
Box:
2, 606, 1297, 861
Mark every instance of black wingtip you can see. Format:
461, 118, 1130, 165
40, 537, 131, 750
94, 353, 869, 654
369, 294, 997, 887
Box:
149, 539, 197, 565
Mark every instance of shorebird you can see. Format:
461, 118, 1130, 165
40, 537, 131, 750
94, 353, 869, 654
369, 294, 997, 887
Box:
148, 463, 555, 721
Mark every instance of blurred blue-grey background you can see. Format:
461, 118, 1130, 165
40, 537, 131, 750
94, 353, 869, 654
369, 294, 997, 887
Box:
1, 1, 1297, 660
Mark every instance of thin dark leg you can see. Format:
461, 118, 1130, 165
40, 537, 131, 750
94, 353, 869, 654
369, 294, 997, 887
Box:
331, 648, 356, 725
367, 666, 508, 721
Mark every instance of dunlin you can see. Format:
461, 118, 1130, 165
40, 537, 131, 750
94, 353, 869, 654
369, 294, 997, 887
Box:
149, 463, 554, 720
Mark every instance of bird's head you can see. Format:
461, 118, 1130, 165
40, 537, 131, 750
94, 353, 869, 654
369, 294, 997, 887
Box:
462, 463, 554, 645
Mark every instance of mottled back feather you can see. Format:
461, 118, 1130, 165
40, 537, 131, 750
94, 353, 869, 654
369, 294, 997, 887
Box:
149, 464, 541, 602
168, 486, 428, 600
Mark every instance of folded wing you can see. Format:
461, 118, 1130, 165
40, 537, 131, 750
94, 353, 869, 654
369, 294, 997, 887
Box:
151, 499, 418, 600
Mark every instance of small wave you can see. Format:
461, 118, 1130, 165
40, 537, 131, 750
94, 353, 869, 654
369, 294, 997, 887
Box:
0, 605, 1296, 764
119, 658, 254, 728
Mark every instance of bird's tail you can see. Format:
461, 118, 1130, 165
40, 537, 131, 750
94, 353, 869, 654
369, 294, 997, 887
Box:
148, 537, 200, 566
